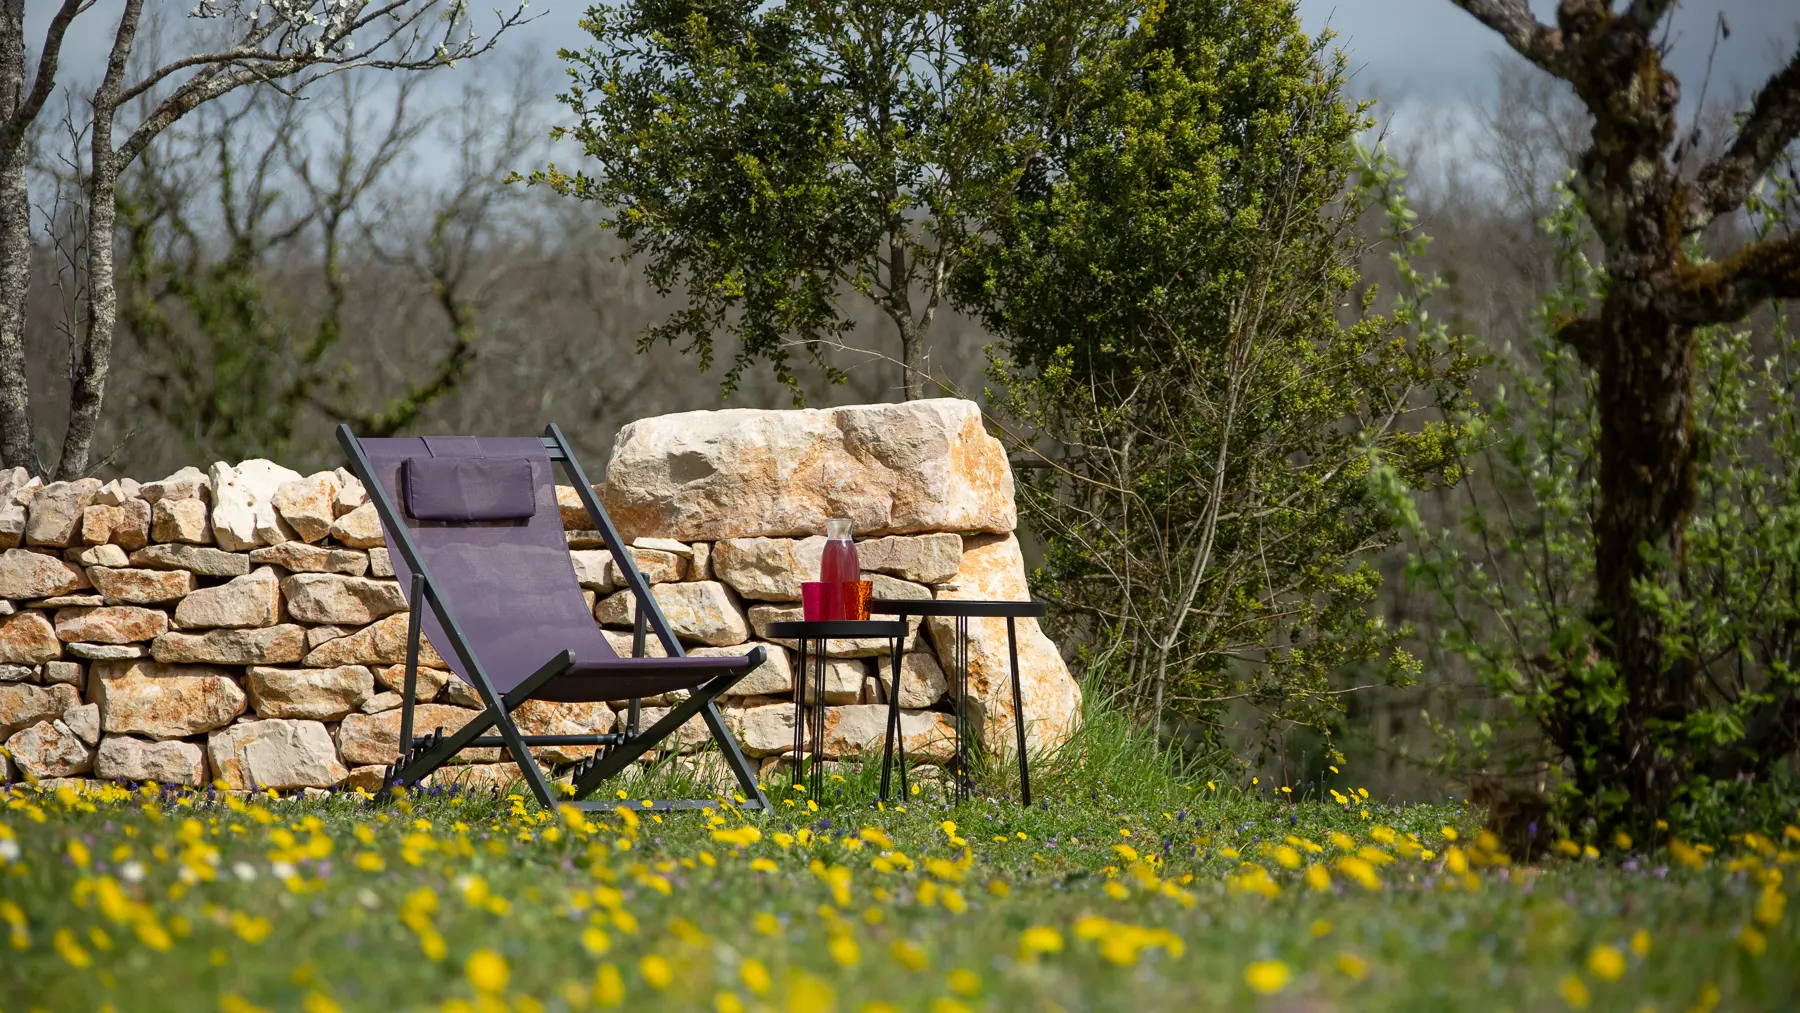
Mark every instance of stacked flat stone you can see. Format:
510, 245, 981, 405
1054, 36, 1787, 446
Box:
0, 398, 1081, 794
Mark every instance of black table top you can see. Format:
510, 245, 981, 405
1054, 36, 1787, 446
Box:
868, 598, 1047, 619
763, 619, 910, 639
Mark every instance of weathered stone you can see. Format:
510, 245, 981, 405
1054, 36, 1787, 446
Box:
208, 719, 347, 790
689, 542, 713, 580
597, 581, 748, 646
861, 674, 883, 704
92, 659, 246, 738
111, 498, 151, 551
337, 704, 491, 765
343, 765, 387, 792
635, 705, 710, 753
281, 573, 406, 625
822, 704, 955, 762
271, 472, 340, 543
245, 665, 374, 721
64, 544, 127, 568
569, 550, 616, 592
556, 486, 591, 530
513, 699, 616, 762
721, 699, 796, 757
151, 625, 305, 665
801, 658, 868, 705
373, 664, 448, 702
62, 703, 99, 745
94, 736, 206, 785
53, 606, 168, 644
0, 683, 80, 737
691, 643, 793, 697
139, 466, 210, 504
305, 625, 352, 649
87, 567, 196, 604
0, 611, 59, 663
635, 537, 693, 558
0, 548, 87, 599
327, 503, 384, 548
439, 677, 481, 708
301, 613, 443, 668
210, 460, 303, 551
566, 531, 607, 549
173, 568, 281, 629
128, 544, 249, 577
361, 692, 402, 714
150, 498, 212, 544
598, 629, 668, 659
6, 719, 94, 777
368, 547, 393, 578
67, 643, 147, 660
94, 479, 140, 508
26, 594, 101, 608
927, 533, 1080, 755
43, 660, 82, 685
250, 542, 368, 576
331, 470, 365, 516
603, 399, 1015, 540
748, 603, 920, 657
711, 537, 825, 601
866, 573, 932, 602
592, 547, 684, 585
895, 652, 949, 708
0, 600, 10, 615
0, 470, 38, 551
25, 479, 101, 547
79, 504, 119, 546
0, 664, 32, 682
420, 763, 533, 791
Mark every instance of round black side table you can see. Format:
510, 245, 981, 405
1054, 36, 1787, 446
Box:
868, 599, 1047, 806
763, 619, 909, 800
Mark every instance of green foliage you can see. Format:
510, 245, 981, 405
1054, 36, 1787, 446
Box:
965, 1, 1472, 755
1409, 179, 1800, 838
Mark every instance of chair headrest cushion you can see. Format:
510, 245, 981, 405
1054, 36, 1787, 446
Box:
402, 456, 537, 522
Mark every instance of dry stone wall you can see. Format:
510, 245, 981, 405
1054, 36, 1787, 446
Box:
0, 398, 1080, 794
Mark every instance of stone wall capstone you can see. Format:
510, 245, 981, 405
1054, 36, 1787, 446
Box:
0, 398, 1080, 793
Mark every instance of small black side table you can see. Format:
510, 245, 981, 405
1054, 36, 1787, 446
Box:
764, 619, 909, 800
869, 599, 1047, 806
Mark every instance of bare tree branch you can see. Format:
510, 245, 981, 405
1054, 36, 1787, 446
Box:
1687, 44, 1800, 231
1447, 0, 1568, 74
0, 0, 86, 160
1662, 233, 1800, 325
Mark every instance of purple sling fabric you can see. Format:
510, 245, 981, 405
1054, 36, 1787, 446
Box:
358, 436, 752, 702
404, 457, 537, 522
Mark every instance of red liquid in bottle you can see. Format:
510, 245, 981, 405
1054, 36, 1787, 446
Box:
820, 519, 859, 619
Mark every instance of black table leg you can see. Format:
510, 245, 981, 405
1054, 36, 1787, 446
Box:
955, 615, 969, 804
1008, 616, 1030, 807
881, 635, 908, 801
812, 637, 827, 798
793, 637, 806, 793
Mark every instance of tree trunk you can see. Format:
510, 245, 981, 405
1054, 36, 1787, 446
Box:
0, 0, 40, 475
900, 318, 924, 401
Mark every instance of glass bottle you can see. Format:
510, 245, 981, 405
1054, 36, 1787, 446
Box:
820, 518, 860, 585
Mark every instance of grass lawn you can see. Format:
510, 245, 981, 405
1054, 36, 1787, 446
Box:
0, 708, 1793, 1013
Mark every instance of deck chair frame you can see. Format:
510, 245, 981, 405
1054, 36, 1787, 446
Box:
337, 423, 770, 812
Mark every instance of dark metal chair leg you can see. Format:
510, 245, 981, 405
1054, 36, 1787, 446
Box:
881, 635, 902, 801
1008, 616, 1030, 807
793, 637, 807, 793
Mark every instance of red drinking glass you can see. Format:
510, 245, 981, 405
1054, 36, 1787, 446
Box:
801, 581, 842, 622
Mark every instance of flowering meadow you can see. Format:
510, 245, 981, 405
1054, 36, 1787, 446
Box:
0, 753, 1794, 1012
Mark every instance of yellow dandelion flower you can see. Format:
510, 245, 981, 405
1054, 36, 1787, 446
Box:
1244, 960, 1290, 995
1737, 925, 1766, 956
947, 969, 981, 996
1630, 929, 1651, 958
1588, 944, 1626, 982
741, 958, 772, 996
466, 950, 509, 994
860, 1004, 899, 1013
640, 954, 673, 990
302, 993, 342, 1013
829, 934, 861, 968
786, 972, 835, 1013
1558, 973, 1590, 1010
1614, 831, 1633, 850
755, 912, 782, 936
716, 993, 745, 1013
582, 926, 611, 955
1310, 919, 1333, 938
891, 938, 930, 971
594, 963, 624, 1007
1336, 951, 1368, 981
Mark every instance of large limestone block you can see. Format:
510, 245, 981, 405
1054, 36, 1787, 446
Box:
595, 581, 748, 646
634, 705, 710, 754
513, 699, 616, 762
151, 625, 305, 665
150, 498, 212, 544
0, 548, 87, 599
281, 573, 406, 625
0, 471, 40, 550
95, 736, 206, 785
556, 486, 591, 530
87, 567, 196, 604
139, 467, 210, 504
92, 736, 201, 784
63, 702, 99, 745
208, 719, 347, 790
271, 472, 340, 543
0, 663, 31, 682
822, 704, 955, 762
0, 683, 81, 737
331, 470, 365, 516
691, 643, 792, 697
895, 652, 949, 708
25, 479, 101, 547
569, 550, 616, 591
111, 499, 151, 551
720, 699, 795, 757
0, 611, 60, 663
210, 460, 303, 551
336, 704, 490, 766
92, 659, 246, 738
855, 533, 965, 584
368, 547, 393, 578
327, 503, 385, 549
711, 537, 824, 601
79, 504, 119, 546
43, 660, 82, 686
128, 544, 248, 577
53, 606, 168, 644
373, 664, 449, 702
6, 718, 95, 777
174, 568, 281, 629
245, 665, 374, 721
302, 613, 443, 668
67, 644, 146, 660
65, 544, 127, 568
602, 399, 1016, 540
95, 479, 140, 508
598, 629, 667, 659
250, 542, 368, 576
927, 533, 1080, 755
801, 658, 869, 704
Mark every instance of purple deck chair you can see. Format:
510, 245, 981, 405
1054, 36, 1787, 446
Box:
337, 424, 768, 811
